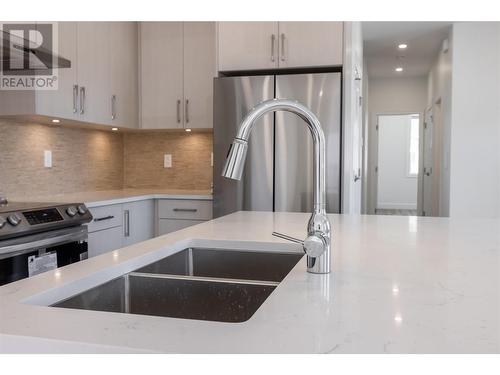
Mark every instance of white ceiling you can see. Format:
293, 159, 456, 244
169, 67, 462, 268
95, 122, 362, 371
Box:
363, 22, 452, 78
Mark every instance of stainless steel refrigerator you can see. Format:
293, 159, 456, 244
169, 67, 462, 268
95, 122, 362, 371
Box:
213, 72, 342, 218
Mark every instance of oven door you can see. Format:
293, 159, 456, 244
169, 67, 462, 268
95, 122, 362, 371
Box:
0, 226, 88, 286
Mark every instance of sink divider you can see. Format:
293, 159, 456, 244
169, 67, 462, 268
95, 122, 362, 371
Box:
128, 271, 280, 287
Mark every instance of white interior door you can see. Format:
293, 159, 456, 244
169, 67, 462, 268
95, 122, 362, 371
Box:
376, 114, 419, 211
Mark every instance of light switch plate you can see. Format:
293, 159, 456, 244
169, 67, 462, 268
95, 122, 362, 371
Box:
211, 152, 214, 167
44, 150, 52, 168
164, 154, 172, 168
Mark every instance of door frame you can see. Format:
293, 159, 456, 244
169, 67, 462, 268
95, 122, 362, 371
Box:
371, 111, 424, 214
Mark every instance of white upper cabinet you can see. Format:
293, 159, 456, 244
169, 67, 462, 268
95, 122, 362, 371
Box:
2, 22, 138, 128
217, 22, 279, 71
217, 22, 343, 71
109, 22, 139, 128
139, 22, 184, 129
139, 22, 216, 129
76, 22, 111, 125
36, 22, 78, 120
183, 22, 216, 129
277, 22, 343, 68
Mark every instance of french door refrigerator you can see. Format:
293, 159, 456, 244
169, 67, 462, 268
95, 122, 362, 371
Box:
213, 72, 342, 218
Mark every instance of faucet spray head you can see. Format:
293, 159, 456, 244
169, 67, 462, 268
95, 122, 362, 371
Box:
222, 138, 248, 181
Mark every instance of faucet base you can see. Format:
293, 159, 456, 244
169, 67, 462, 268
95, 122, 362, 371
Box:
306, 252, 331, 274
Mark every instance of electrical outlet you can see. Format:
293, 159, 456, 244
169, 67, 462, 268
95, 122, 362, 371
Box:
164, 154, 172, 168
44, 150, 52, 168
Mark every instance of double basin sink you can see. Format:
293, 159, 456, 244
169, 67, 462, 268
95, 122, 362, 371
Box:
52, 248, 303, 323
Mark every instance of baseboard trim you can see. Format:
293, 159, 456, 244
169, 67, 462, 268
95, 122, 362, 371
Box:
377, 202, 417, 210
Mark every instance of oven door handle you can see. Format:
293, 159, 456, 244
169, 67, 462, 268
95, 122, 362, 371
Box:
0, 228, 87, 259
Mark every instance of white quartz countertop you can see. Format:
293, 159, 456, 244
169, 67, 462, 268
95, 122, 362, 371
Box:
0, 211, 498, 353
10, 188, 213, 208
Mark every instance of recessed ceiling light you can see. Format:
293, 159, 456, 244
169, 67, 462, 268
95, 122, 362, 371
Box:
185, 128, 192, 132
111, 127, 118, 131
398, 43, 408, 49
51, 119, 60, 123
395, 67, 403, 72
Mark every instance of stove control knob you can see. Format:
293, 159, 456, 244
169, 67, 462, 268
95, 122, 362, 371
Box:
66, 206, 78, 217
77, 205, 87, 215
0, 216, 6, 229
7, 213, 22, 226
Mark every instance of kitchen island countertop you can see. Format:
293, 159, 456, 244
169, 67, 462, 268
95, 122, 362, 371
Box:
0, 211, 498, 353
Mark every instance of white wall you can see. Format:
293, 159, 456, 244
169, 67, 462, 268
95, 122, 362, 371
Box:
366, 76, 428, 214
427, 27, 453, 217
448, 22, 500, 219
342, 21, 364, 214
377, 115, 418, 209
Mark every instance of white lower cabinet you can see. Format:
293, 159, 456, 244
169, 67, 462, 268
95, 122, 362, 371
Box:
156, 199, 213, 235
158, 219, 205, 236
86, 198, 212, 257
122, 200, 155, 246
88, 226, 124, 258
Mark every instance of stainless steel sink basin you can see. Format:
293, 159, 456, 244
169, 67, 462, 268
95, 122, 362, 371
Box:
133, 248, 303, 282
51, 248, 303, 323
52, 273, 276, 323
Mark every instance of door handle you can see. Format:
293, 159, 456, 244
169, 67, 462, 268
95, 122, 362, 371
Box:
111, 94, 117, 120
176, 99, 181, 123
73, 84, 78, 113
280, 33, 286, 61
185, 99, 189, 124
271, 34, 276, 62
79, 86, 85, 115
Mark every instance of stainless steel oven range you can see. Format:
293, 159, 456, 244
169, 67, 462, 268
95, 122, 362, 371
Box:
0, 200, 93, 286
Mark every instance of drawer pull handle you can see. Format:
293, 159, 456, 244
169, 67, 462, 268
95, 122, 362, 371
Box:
173, 208, 197, 212
94, 215, 115, 222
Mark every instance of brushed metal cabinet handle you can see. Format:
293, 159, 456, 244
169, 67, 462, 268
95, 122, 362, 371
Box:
111, 94, 117, 120
280, 33, 285, 61
173, 208, 197, 212
79, 86, 85, 115
124, 210, 130, 237
185, 99, 189, 124
73, 84, 78, 113
176, 99, 181, 123
271, 34, 276, 62
94, 215, 114, 222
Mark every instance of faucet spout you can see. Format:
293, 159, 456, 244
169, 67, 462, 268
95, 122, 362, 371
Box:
222, 98, 331, 274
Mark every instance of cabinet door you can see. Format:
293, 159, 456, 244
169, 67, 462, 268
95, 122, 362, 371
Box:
217, 22, 279, 71
109, 22, 139, 128
76, 22, 111, 124
278, 22, 343, 68
35, 22, 78, 119
139, 22, 183, 129
158, 219, 205, 236
183, 22, 216, 129
88, 226, 123, 257
123, 200, 155, 246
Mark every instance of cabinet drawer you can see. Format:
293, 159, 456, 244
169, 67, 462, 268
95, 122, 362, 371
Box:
158, 219, 205, 236
87, 204, 123, 233
157, 200, 212, 220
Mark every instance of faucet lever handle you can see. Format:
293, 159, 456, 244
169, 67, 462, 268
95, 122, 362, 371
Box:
272, 231, 304, 245
272, 231, 327, 258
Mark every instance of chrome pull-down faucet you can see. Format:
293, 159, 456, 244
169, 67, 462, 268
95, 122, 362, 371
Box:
221, 98, 331, 274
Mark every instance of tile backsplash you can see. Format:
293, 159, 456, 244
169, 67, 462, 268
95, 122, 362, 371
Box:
124, 131, 212, 190
0, 120, 213, 199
